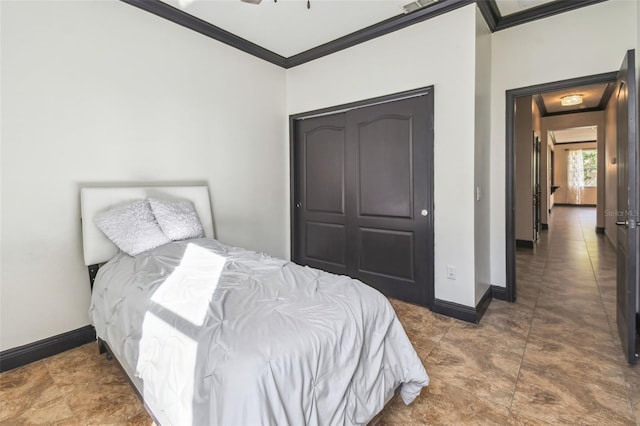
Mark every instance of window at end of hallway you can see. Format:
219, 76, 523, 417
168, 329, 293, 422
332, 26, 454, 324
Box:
582, 149, 597, 187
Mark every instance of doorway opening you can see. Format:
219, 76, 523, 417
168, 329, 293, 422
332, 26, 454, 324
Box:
505, 71, 617, 303
505, 51, 639, 364
550, 126, 599, 206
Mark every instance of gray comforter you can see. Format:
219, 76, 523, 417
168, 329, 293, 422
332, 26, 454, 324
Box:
90, 238, 428, 425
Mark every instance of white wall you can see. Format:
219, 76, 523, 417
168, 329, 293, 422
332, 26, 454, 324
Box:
474, 7, 492, 304
287, 4, 478, 307
489, 0, 637, 288
515, 96, 534, 242
0, 0, 287, 351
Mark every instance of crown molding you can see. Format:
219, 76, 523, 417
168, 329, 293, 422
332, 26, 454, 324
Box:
285, 0, 474, 68
121, 0, 610, 69
486, 0, 609, 31
121, 0, 287, 67
476, 0, 500, 31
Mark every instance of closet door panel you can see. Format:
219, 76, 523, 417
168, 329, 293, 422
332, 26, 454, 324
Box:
346, 95, 432, 306
305, 128, 345, 214
306, 222, 346, 267
358, 228, 414, 281
358, 117, 413, 219
294, 113, 347, 275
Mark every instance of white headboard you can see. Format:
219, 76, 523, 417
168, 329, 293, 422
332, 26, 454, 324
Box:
80, 185, 214, 266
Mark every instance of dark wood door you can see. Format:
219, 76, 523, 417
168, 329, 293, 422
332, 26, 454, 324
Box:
294, 112, 348, 276
615, 49, 638, 365
533, 134, 541, 241
293, 94, 434, 307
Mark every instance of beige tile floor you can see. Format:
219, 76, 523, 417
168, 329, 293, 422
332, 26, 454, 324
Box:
1, 207, 638, 425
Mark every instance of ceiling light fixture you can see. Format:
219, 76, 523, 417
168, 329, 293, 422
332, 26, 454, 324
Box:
403, 0, 438, 14
560, 94, 583, 107
241, 0, 311, 9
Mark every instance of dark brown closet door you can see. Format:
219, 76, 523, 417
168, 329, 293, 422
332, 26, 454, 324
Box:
294, 113, 348, 275
345, 96, 432, 306
293, 93, 433, 308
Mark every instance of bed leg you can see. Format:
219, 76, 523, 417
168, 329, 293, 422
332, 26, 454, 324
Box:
98, 339, 113, 360
98, 338, 114, 360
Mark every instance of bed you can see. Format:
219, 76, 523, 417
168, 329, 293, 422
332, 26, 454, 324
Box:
81, 185, 429, 425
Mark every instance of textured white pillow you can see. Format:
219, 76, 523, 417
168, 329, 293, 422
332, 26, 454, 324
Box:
149, 197, 205, 241
94, 200, 171, 256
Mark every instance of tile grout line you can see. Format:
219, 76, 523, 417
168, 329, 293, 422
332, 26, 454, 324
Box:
38, 356, 79, 424
579, 211, 621, 347
505, 247, 547, 421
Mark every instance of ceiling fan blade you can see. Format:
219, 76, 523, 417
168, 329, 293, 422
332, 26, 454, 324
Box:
240, 0, 262, 4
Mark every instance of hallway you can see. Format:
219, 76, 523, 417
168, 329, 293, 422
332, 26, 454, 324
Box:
509, 206, 639, 423
382, 205, 640, 423
1, 208, 639, 424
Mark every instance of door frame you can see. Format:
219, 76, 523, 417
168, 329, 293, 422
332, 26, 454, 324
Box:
289, 85, 435, 307
533, 133, 541, 242
505, 72, 617, 302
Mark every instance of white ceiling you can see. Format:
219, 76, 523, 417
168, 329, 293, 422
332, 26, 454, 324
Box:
540, 82, 610, 114
161, 0, 409, 57
494, 0, 557, 16
551, 126, 597, 144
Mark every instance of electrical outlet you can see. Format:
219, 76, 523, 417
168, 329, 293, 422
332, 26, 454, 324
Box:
446, 265, 456, 280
